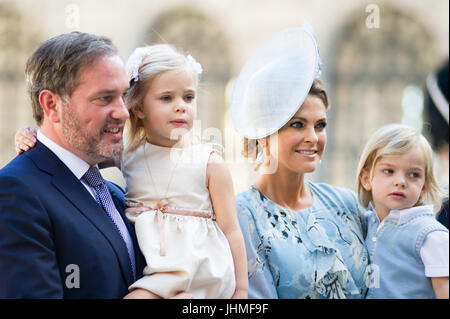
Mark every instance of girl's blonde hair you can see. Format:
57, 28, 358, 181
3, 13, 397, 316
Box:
124, 44, 200, 153
356, 123, 445, 212
242, 78, 329, 168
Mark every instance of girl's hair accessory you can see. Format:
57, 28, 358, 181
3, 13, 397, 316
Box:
126, 47, 152, 83
187, 55, 203, 75
230, 21, 322, 139
126, 47, 203, 83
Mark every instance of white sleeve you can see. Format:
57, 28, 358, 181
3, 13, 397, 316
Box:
420, 231, 449, 277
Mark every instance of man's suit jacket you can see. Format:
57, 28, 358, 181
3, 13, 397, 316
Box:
0, 141, 145, 298
438, 198, 449, 229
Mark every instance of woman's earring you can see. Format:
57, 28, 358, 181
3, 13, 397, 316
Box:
256, 148, 264, 164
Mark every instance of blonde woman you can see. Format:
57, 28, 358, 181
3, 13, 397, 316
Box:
230, 25, 369, 299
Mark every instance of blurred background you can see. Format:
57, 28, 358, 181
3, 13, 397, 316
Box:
0, 0, 448, 194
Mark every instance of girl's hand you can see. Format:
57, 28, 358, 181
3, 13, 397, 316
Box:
15, 126, 37, 154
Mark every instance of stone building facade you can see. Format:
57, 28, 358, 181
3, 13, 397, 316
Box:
0, 0, 448, 192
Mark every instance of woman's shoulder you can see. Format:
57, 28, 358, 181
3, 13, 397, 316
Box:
310, 182, 357, 198
235, 186, 266, 213
309, 182, 360, 213
236, 187, 259, 205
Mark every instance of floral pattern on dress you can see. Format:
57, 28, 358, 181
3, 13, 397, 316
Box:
237, 182, 369, 299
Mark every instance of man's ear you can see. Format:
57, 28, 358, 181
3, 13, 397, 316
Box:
360, 169, 372, 191
39, 90, 63, 123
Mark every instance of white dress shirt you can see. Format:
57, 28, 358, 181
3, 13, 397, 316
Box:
37, 129, 97, 199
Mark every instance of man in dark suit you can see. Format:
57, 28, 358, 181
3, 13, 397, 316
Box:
0, 32, 146, 298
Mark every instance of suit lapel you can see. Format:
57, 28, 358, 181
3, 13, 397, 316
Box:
27, 141, 135, 286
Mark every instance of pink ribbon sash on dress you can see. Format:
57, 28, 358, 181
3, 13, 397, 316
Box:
153, 199, 212, 256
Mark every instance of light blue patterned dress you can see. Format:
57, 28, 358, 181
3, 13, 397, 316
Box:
236, 182, 369, 299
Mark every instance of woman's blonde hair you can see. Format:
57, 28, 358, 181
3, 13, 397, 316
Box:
356, 123, 445, 211
124, 44, 200, 153
242, 78, 329, 168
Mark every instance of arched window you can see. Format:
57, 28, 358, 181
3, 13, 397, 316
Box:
324, 5, 437, 189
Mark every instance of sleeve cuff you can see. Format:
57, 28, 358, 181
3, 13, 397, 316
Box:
425, 265, 449, 277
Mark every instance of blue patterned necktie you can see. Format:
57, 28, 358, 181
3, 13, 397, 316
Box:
82, 166, 136, 279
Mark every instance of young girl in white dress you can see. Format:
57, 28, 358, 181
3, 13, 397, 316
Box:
357, 124, 448, 298
121, 44, 247, 299
15, 44, 248, 299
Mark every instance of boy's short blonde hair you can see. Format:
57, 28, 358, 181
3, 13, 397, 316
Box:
356, 123, 445, 212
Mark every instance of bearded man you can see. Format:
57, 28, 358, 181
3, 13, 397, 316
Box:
0, 32, 145, 298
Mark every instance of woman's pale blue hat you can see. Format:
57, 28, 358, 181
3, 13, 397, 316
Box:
230, 22, 322, 139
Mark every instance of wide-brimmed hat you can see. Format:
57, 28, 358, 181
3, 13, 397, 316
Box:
230, 22, 322, 139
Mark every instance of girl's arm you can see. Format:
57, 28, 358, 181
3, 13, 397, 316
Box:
207, 152, 248, 299
431, 277, 449, 299
14, 126, 119, 169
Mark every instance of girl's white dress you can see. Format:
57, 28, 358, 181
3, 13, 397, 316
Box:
121, 141, 235, 298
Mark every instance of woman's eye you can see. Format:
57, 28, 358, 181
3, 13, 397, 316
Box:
291, 122, 303, 128
383, 169, 394, 174
316, 122, 327, 130
161, 96, 171, 101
